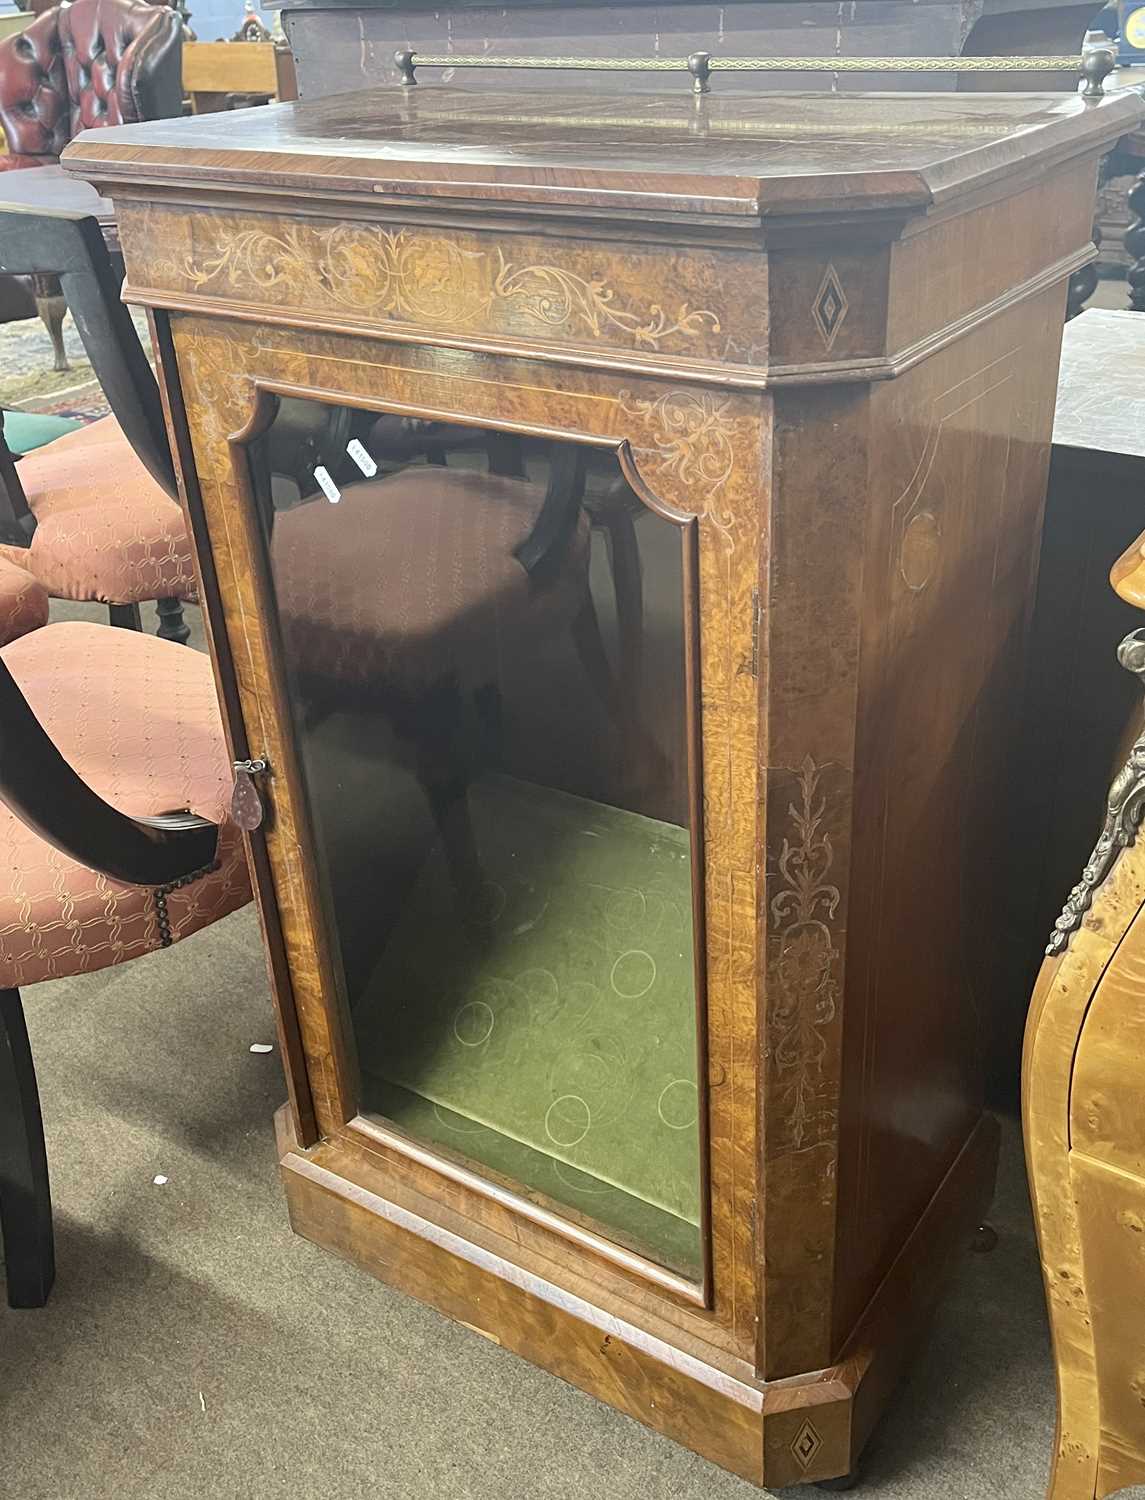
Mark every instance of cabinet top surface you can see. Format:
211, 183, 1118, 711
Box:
62, 84, 1143, 222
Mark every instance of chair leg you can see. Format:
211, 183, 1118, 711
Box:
108, 603, 142, 631
155, 597, 190, 646
571, 591, 667, 796
570, 590, 623, 719
33, 292, 70, 374
0, 987, 54, 1309
598, 507, 644, 711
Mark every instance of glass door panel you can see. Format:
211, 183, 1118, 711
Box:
243, 401, 704, 1279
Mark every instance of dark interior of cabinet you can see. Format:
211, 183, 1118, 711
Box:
245, 402, 706, 1277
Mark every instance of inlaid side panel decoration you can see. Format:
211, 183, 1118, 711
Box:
835, 298, 1065, 1351
120, 202, 768, 371
769, 756, 841, 1156
170, 314, 768, 1351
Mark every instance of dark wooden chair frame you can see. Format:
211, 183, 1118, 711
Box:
0, 644, 220, 1308
0, 204, 191, 644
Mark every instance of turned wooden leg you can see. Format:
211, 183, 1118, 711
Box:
570, 588, 668, 798
155, 597, 190, 645
427, 778, 486, 911
1067, 244, 1099, 321
1127, 173, 1145, 312
570, 589, 623, 721
32, 279, 69, 373
0, 987, 54, 1309
108, 603, 143, 631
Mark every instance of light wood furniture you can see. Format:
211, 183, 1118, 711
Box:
1025, 533, 1145, 1500
182, 39, 297, 113
63, 75, 1141, 1489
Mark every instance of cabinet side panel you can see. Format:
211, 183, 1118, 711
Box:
833, 285, 1065, 1348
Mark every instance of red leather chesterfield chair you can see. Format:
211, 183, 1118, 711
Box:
0, 0, 182, 367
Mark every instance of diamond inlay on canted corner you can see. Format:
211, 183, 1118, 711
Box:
812, 263, 849, 351
790, 1417, 823, 1469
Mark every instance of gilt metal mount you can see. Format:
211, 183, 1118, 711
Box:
1047, 630, 1145, 957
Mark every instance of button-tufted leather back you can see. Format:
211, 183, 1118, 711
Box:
0, 0, 182, 168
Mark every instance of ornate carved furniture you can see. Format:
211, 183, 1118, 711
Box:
63, 72, 1142, 1488
999, 308, 1145, 1095
0, 205, 195, 644
0, 0, 181, 367
1024, 544, 1145, 1500
0, 609, 252, 1309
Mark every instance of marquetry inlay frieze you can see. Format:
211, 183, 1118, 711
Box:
118, 201, 768, 372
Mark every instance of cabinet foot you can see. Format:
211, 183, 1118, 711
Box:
816, 1465, 863, 1492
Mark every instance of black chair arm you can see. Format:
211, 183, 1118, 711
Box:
0, 206, 176, 501
0, 655, 220, 887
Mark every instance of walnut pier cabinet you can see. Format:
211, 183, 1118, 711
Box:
65, 83, 1143, 1487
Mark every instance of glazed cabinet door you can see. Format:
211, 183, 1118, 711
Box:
164, 312, 764, 1336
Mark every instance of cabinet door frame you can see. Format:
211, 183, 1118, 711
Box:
161, 309, 768, 1349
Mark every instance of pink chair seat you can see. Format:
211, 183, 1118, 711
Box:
0, 415, 197, 605
0, 553, 48, 645
0, 620, 250, 988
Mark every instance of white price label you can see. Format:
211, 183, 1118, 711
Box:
313, 464, 341, 503
346, 438, 378, 477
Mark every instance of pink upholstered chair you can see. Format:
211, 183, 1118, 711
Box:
0, 550, 49, 646
0, 612, 252, 1308
0, 208, 196, 645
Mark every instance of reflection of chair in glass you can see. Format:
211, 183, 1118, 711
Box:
267, 439, 622, 901
362, 414, 649, 735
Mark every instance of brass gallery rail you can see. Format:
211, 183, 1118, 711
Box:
393, 40, 1116, 96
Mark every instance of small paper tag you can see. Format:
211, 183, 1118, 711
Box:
346, 438, 378, 477
314, 464, 341, 504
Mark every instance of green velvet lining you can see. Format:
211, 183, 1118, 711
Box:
356, 774, 702, 1275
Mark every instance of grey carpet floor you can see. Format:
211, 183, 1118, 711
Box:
0, 605, 1066, 1499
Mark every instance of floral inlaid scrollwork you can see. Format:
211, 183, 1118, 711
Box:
168, 223, 720, 351
615, 388, 751, 546
768, 756, 841, 1153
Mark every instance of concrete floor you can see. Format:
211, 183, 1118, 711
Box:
0, 896, 1060, 1500
0, 609, 1063, 1500
20, 429, 1143, 1500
